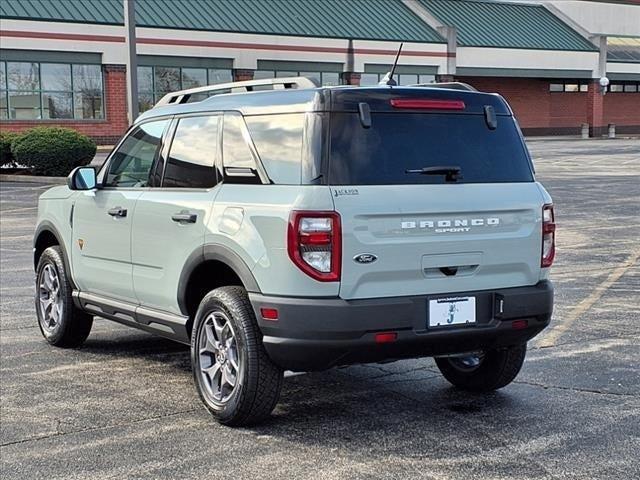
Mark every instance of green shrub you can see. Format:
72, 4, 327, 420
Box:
11, 127, 96, 176
0, 131, 20, 167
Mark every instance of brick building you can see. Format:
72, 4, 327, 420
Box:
1, 0, 638, 144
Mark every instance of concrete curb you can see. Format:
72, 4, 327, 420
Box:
0, 174, 65, 184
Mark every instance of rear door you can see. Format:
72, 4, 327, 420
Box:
131, 114, 221, 315
328, 107, 544, 300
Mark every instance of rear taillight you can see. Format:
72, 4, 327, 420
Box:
541, 204, 556, 268
288, 211, 341, 282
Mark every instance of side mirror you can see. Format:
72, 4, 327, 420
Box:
68, 166, 97, 190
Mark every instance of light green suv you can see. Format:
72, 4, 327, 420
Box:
33, 77, 554, 426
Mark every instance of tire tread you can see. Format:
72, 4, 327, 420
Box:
192, 286, 282, 426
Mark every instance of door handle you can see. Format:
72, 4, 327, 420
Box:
108, 206, 127, 218
171, 212, 197, 224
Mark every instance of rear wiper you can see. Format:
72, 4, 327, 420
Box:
405, 166, 462, 182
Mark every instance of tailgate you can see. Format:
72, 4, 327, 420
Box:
333, 183, 544, 299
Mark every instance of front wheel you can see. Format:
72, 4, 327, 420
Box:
435, 344, 527, 392
35, 246, 93, 347
191, 286, 283, 426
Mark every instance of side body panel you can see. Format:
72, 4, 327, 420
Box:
206, 184, 338, 297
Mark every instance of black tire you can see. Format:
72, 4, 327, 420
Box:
35, 246, 93, 348
435, 344, 527, 392
191, 286, 283, 427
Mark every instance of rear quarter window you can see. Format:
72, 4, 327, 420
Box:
245, 113, 304, 184
329, 113, 533, 185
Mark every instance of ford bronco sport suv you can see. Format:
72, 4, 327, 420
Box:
33, 77, 554, 426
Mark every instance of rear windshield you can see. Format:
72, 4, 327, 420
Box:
328, 113, 534, 185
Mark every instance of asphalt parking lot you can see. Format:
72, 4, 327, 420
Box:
1, 138, 639, 479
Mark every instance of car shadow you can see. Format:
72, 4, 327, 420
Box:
79, 328, 523, 447
80, 329, 192, 373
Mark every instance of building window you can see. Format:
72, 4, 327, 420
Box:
608, 81, 639, 93
549, 80, 589, 93
137, 66, 233, 112
360, 73, 435, 86
254, 70, 341, 86
0, 61, 103, 120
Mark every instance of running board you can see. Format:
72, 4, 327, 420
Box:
72, 291, 190, 344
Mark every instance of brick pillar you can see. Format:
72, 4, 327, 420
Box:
103, 64, 129, 138
587, 80, 605, 137
233, 69, 254, 82
341, 72, 361, 86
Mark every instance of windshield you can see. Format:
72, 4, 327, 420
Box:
328, 112, 534, 185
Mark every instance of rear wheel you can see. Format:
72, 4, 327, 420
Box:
435, 344, 526, 391
35, 246, 93, 347
191, 286, 283, 426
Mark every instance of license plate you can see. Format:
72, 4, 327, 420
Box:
428, 296, 476, 327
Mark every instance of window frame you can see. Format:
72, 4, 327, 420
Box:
254, 69, 341, 86
549, 80, 590, 93
2, 60, 104, 120
359, 72, 436, 86
156, 112, 223, 190
221, 111, 271, 185
608, 81, 640, 93
98, 116, 172, 189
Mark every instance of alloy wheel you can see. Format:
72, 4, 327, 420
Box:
38, 263, 63, 332
198, 310, 240, 403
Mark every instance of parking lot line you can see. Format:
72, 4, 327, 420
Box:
537, 248, 640, 348
0, 207, 38, 214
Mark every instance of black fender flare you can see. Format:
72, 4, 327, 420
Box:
177, 244, 261, 316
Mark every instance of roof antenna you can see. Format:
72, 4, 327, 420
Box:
379, 42, 403, 86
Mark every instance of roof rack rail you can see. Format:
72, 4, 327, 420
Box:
154, 76, 320, 107
411, 82, 477, 92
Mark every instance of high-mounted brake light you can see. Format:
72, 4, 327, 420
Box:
390, 99, 466, 110
541, 204, 556, 268
288, 211, 341, 282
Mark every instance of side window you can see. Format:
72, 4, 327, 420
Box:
163, 115, 219, 188
222, 112, 261, 184
105, 120, 168, 187
245, 113, 304, 184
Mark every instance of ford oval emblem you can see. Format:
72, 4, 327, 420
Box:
354, 253, 378, 264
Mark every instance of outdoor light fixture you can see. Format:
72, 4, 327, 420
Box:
599, 76, 610, 95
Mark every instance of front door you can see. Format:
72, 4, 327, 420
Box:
71, 119, 170, 303
131, 114, 221, 315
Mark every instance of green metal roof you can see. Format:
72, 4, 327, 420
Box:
0, 0, 445, 43
419, 0, 597, 51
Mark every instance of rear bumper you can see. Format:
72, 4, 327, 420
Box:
250, 281, 553, 371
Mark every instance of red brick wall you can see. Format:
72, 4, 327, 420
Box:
0, 64, 129, 145
457, 76, 589, 135
604, 93, 640, 133
550, 92, 588, 129
459, 77, 552, 129
456, 76, 639, 135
